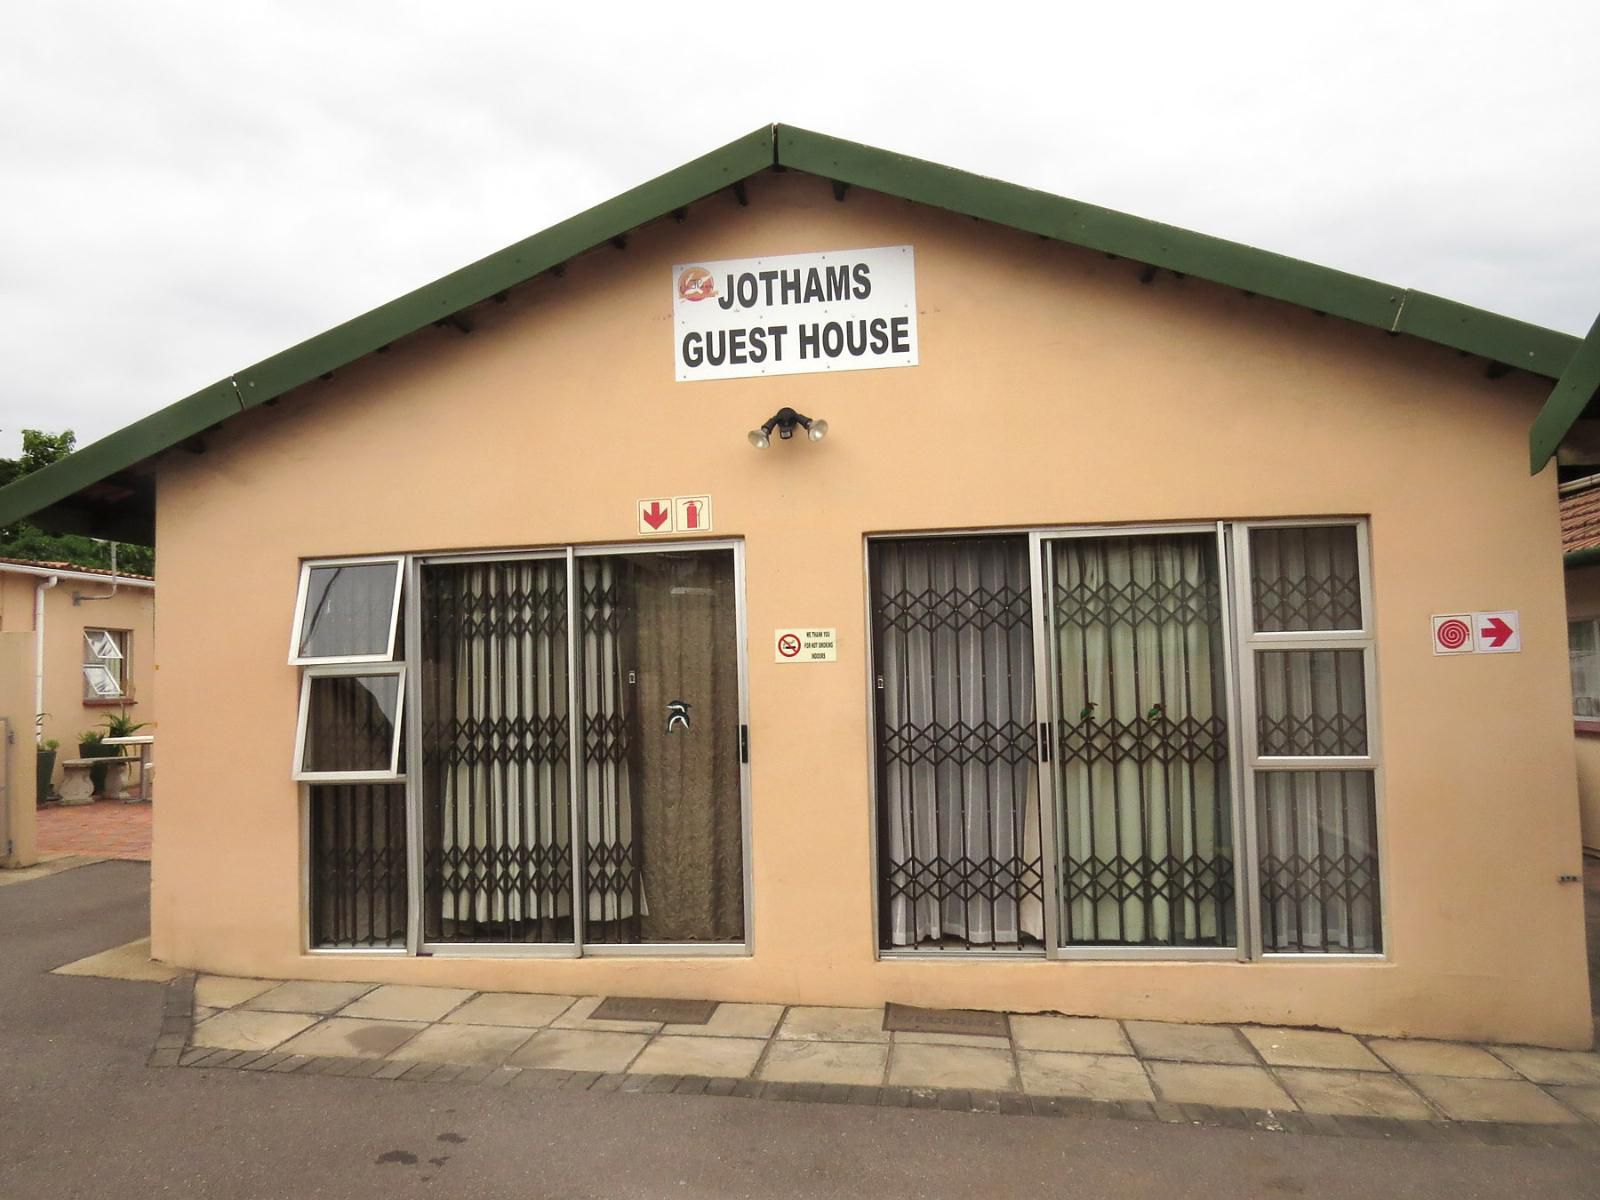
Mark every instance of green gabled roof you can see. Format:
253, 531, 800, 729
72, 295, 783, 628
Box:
1530, 311, 1600, 472
1, 123, 1583, 542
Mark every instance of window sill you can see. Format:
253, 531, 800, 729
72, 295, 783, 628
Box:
82, 698, 135, 709
1576, 718, 1600, 735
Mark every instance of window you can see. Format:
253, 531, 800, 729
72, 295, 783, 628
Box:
868, 519, 1384, 960
1570, 620, 1600, 717
293, 665, 406, 781
83, 628, 129, 700
289, 557, 403, 665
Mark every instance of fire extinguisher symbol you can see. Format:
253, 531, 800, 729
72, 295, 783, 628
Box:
682, 501, 700, 530
672, 496, 711, 533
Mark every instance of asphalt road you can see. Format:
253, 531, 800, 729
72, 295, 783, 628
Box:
2, 861, 1596, 1200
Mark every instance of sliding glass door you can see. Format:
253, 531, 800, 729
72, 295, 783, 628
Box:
412, 543, 748, 954
1036, 528, 1241, 955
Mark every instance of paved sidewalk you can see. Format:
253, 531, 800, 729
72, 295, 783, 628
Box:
168, 973, 1600, 1133
36, 798, 151, 860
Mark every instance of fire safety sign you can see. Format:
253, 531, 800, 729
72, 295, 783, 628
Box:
637, 495, 713, 536
1431, 611, 1521, 655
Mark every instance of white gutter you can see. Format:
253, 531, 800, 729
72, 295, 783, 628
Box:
33, 575, 58, 744
0, 562, 154, 590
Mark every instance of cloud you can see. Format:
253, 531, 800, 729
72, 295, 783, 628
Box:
2, 0, 1595, 456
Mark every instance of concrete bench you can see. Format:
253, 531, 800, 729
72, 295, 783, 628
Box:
58, 756, 128, 806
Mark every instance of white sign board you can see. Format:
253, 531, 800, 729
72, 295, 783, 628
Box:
637, 495, 713, 536
673, 246, 918, 382
774, 628, 838, 663
1431, 611, 1520, 655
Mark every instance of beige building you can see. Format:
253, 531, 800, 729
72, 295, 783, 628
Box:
0, 126, 1594, 1047
0, 560, 155, 760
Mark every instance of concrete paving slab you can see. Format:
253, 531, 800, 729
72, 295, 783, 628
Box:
1125, 1021, 1256, 1065
1408, 1075, 1583, 1125
190, 1009, 319, 1052
1011, 1015, 1132, 1056
1487, 1045, 1600, 1086
758, 1041, 888, 1086
1368, 1039, 1518, 1079
551, 995, 662, 1034
1016, 1050, 1155, 1102
888, 1044, 1017, 1091
338, 983, 476, 1022
1546, 1085, 1600, 1122
1146, 1062, 1296, 1110
443, 991, 578, 1028
507, 1028, 650, 1073
276, 1017, 428, 1059
1242, 1027, 1388, 1071
1275, 1068, 1435, 1119
662, 1002, 784, 1039
387, 1022, 535, 1066
51, 937, 179, 982
776, 1006, 890, 1043
629, 1035, 767, 1077
243, 980, 375, 1015
194, 975, 278, 1009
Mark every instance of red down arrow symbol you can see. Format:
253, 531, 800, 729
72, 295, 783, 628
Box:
1479, 616, 1514, 648
641, 501, 670, 530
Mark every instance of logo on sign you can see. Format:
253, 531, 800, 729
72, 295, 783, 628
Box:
1435, 617, 1471, 651
1432, 611, 1521, 655
677, 267, 717, 302
777, 633, 802, 658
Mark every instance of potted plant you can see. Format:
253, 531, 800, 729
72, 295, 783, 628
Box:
77, 729, 118, 795
36, 738, 59, 807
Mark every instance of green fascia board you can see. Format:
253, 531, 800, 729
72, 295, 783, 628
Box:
1531, 312, 1600, 472
776, 126, 1580, 378
1, 121, 1586, 537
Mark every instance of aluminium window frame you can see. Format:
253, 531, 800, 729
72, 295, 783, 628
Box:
292, 661, 408, 784
288, 555, 405, 666
83, 627, 129, 700
1230, 517, 1389, 961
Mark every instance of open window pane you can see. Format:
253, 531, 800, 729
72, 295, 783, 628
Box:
298, 670, 404, 777
294, 560, 402, 662
1249, 526, 1362, 632
85, 629, 123, 660
83, 664, 123, 698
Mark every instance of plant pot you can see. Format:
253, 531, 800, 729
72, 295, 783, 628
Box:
78, 741, 118, 794
36, 749, 57, 806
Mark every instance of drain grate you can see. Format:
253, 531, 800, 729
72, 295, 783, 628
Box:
590, 996, 719, 1025
883, 1003, 1009, 1039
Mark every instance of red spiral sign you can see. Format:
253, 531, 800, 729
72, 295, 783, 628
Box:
1435, 617, 1470, 650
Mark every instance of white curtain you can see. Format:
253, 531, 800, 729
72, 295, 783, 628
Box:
437, 559, 573, 932
878, 539, 1042, 948
1256, 770, 1380, 952
1054, 534, 1232, 947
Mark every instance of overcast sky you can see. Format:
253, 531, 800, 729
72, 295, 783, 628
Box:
3, 2, 1597, 458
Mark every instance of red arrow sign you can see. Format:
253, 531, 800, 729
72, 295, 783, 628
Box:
1479, 616, 1514, 648
641, 500, 670, 530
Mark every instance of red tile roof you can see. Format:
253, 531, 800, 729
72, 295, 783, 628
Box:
1561, 481, 1600, 555
0, 556, 154, 582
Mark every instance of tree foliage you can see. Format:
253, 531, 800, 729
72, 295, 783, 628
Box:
0, 430, 155, 575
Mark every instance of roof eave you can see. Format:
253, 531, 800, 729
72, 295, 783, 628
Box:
1530, 312, 1600, 473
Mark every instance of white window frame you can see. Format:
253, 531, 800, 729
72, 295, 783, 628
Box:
1232, 518, 1386, 960
83, 627, 129, 699
288, 556, 405, 666
292, 662, 407, 783
1569, 618, 1600, 718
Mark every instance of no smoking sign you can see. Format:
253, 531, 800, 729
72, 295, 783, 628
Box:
774, 628, 838, 663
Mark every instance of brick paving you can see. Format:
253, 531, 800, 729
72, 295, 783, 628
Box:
36, 800, 151, 861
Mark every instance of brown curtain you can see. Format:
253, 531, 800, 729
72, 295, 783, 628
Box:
631, 552, 744, 942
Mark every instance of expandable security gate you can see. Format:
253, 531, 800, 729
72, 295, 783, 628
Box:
869, 522, 1383, 960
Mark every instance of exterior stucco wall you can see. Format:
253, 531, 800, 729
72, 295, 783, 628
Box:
1565, 565, 1600, 850
149, 170, 1590, 1046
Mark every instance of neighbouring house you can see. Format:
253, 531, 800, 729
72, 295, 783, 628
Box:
1563, 477, 1600, 853
0, 125, 1593, 1047
0, 556, 155, 759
